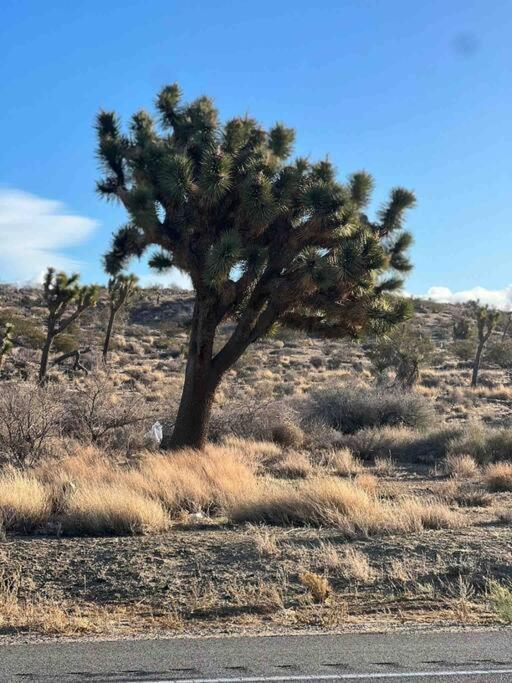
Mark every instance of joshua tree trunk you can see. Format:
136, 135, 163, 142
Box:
166, 357, 220, 449
162, 299, 222, 450
102, 308, 116, 363
471, 341, 485, 387
39, 332, 54, 384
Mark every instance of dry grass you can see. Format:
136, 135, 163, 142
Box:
229, 477, 461, 536
248, 524, 280, 557
1, 443, 259, 535
484, 462, 512, 492
374, 456, 396, 476
320, 545, 376, 582
322, 448, 363, 477
63, 483, 170, 535
298, 571, 330, 603
0, 469, 50, 531
444, 454, 479, 478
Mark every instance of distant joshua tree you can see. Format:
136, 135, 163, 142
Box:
469, 301, 501, 387
0, 322, 14, 371
96, 82, 416, 449
103, 274, 138, 363
39, 268, 99, 384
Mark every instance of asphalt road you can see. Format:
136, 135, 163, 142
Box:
1, 630, 512, 683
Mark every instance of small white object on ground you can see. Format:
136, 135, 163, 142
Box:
146, 421, 163, 445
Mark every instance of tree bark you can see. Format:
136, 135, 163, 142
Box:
102, 308, 116, 363
165, 357, 219, 450
39, 333, 54, 384
162, 297, 221, 450
471, 342, 484, 387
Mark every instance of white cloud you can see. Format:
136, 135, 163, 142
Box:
136, 270, 191, 290
423, 285, 512, 311
0, 188, 98, 284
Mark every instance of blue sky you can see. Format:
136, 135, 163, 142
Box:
1, 0, 511, 303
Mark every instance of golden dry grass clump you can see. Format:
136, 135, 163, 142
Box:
444, 453, 479, 478
484, 462, 512, 492
229, 476, 461, 536
1, 441, 259, 535
0, 469, 50, 532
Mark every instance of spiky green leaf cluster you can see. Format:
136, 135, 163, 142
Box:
108, 273, 138, 311
96, 83, 416, 364
43, 267, 99, 333
468, 301, 501, 342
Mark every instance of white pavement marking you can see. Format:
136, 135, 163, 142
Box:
137, 669, 512, 683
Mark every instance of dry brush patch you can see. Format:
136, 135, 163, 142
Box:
229, 477, 462, 536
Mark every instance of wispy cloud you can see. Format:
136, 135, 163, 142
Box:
136, 270, 191, 290
0, 188, 98, 283
424, 285, 512, 311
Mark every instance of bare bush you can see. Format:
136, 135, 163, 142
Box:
0, 382, 64, 466
61, 372, 155, 452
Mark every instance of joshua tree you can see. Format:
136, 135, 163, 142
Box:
470, 301, 501, 387
96, 83, 416, 449
39, 268, 99, 384
103, 273, 138, 363
0, 322, 14, 371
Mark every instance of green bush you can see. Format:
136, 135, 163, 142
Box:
306, 385, 434, 434
484, 340, 512, 368
450, 339, 475, 361
0, 309, 45, 349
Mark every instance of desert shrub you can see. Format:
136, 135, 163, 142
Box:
484, 462, 512, 492
484, 340, 512, 369
450, 339, 475, 361
0, 309, 46, 349
487, 580, 512, 622
367, 323, 434, 388
452, 318, 472, 341
340, 425, 459, 463
0, 382, 64, 466
52, 332, 80, 354
321, 448, 363, 477
210, 399, 301, 443
443, 454, 478, 478
306, 385, 434, 435
447, 424, 512, 465
61, 373, 155, 452
271, 422, 304, 449
309, 356, 324, 369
